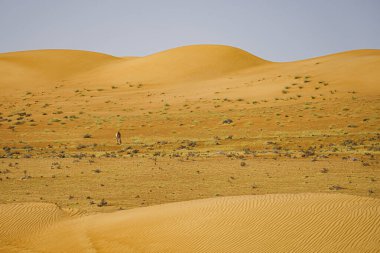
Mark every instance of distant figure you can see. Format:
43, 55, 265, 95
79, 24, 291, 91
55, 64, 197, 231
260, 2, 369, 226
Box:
116, 131, 122, 145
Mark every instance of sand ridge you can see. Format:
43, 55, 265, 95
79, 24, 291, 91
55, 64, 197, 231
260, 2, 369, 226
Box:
0, 193, 379, 252
0, 202, 72, 253
81, 44, 267, 84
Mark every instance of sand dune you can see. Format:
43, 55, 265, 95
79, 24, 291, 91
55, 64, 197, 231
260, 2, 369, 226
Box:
0, 45, 265, 87
1, 45, 379, 96
1, 194, 379, 252
0, 49, 117, 90
276, 49, 380, 93
74, 44, 267, 85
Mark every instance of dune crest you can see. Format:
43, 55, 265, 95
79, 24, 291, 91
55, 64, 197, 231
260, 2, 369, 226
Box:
1, 194, 379, 252
1, 45, 380, 94
0, 45, 269, 90
73, 44, 268, 85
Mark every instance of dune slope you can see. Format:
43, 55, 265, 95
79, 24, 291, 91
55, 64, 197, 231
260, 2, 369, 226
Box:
0, 202, 71, 252
1, 194, 379, 253
75, 44, 267, 85
0, 45, 268, 89
0, 49, 118, 89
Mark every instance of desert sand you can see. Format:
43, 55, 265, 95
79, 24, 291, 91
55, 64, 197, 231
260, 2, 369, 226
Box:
0, 45, 379, 252
1, 194, 380, 252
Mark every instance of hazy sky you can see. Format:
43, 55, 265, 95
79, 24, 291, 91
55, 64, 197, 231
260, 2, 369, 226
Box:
0, 0, 379, 61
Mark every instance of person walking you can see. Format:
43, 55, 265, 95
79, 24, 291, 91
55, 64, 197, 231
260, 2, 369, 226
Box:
116, 131, 122, 145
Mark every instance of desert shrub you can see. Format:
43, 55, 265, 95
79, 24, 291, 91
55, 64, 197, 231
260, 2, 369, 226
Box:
76, 144, 87, 150
83, 133, 92, 138
98, 199, 107, 207
223, 119, 233, 124
329, 185, 344, 190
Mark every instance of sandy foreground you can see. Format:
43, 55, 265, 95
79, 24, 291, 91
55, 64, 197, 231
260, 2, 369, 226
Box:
0, 45, 379, 252
0, 193, 379, 252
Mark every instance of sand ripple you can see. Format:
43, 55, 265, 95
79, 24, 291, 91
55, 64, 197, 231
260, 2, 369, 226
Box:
1, 193, 379, 252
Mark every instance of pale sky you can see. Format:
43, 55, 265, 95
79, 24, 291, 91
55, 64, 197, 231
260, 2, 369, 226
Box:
0, 0, 379, 61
